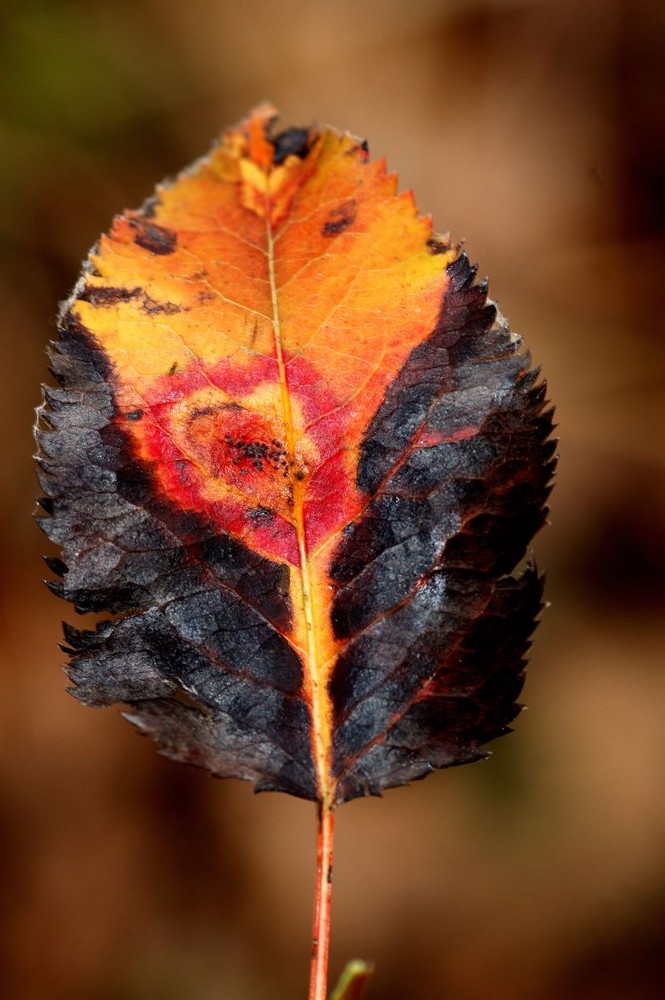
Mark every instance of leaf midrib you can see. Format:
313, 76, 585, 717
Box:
265, 210, 332, 807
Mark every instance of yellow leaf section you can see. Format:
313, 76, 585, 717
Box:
71, 105, 457, 804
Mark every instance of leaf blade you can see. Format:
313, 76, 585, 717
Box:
37, 106, 555, 806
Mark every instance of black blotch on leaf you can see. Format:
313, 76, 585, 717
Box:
322, 199, 357, 237
270, 126, 312, 165
141, 294, 183, 316
190, 403, 243, 420
427, 237, 451, 255
129, 217, 177, 255
80, 286, 141, 306
346, 139, 370, 162
326, 252, 555, 803
81, 285, 183, 315
248, 506, 276, 524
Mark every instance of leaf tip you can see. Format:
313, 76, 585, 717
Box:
330, 959, 374, 1000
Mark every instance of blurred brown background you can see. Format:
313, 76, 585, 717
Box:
1, 1, 664, 998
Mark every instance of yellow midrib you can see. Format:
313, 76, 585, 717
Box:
265, 214, 333, 807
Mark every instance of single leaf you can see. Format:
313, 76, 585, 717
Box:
329, 960, 373, 1000
36, 104, 555, 809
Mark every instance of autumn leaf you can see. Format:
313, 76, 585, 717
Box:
36, 104, 555, 999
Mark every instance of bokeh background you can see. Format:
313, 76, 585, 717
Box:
1, 1, 664, 998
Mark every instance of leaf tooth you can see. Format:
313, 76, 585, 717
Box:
44, 555, 67, 577
45, 579, 64, 598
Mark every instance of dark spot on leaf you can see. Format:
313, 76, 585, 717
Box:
129, 217, 177, 255
125, 410, 143, 421
81, 285, 184, 315
190, 403, 243, 420
225, 438, 272, 470
346, 139, 369, 161
270, 126, 311, 164
168, 362, 178, 375
80, 285, 141, 306
322, 199, 357, 237
249, 506, 276, 524
427, 237, 451, 255
141, 293, 184, 315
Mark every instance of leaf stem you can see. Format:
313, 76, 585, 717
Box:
309, 800, 335, 1000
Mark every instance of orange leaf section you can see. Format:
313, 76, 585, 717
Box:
71, 105, 456, 803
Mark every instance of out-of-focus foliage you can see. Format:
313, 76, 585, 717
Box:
1, 2, 664, 999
